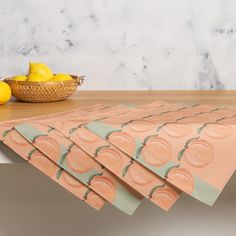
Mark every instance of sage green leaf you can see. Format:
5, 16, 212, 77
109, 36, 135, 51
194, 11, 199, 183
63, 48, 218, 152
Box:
47, 126, 54, 133
83, 189, 91, 200
2, 129, 12, 138
105, 129, 122, 140
135, 145, 144, 159
32, 134, 48, 143
197, 126, 205, 134
156, 124, 165, 132
143, 135, 157, 145
87, 172, 103, 185
122, 164, 131, 177
27, 148, 37, 159
149, 184, 165, 198
59, 152, 68, 165
178, 148, 186, 161
69, 126, 79, 135
94, 145, 110, 157
56, 168, 63, 180
67, 143, 75, 152
184, 136, 199, 148
164, 163, 180, 178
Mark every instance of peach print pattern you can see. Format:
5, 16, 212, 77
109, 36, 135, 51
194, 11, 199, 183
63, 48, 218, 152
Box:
0, 126, 105, 211
85, 103, 236, 205
47, 103, 181, 211
14, 122, 142, 215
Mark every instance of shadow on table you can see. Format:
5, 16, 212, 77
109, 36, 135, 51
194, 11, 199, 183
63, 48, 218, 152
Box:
0, 163, 235, 236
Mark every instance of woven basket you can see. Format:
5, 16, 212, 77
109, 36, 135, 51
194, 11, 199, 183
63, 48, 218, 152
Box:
4, 75, 84, 103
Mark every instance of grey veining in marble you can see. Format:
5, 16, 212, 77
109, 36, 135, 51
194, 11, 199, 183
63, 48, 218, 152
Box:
0, 0, 235, 90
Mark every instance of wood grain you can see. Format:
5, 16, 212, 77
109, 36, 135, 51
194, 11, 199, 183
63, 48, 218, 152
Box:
1, 90, 236, 121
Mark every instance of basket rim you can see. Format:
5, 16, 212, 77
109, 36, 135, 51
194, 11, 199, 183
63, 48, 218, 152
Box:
4, 74, 85, 85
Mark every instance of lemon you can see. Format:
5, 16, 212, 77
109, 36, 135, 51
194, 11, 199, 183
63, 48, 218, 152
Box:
12, 75, 27, 81
0, 81, 11, 104
27, 73, 48, 82
50, 74, 73, 82
29, 62, 53, 80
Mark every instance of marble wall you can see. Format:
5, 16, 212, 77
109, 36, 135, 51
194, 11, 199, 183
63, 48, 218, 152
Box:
0, 0, 236, 90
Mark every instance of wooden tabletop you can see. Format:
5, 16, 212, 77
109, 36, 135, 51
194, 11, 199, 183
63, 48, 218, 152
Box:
1, 90, 236, 121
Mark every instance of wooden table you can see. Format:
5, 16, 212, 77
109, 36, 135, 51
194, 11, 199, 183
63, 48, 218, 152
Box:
1, 90, 236, 122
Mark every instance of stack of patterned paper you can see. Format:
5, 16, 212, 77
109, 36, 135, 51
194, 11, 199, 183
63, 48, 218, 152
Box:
0, 101, 235, 215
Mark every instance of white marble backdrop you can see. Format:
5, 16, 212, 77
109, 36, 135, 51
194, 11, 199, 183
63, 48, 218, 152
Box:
0, 0, 236, 90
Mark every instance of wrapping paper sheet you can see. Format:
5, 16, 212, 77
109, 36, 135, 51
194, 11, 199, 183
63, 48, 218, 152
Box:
0, 101, 235, 215
0, 128, 105, 210
0, 105, 142, 215
85, 103, 236, 205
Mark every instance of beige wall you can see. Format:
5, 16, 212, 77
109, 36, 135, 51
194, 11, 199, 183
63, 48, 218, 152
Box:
0, 163, 235, 236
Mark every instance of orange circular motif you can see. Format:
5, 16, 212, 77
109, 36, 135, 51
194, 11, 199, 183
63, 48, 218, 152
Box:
128, 162, 156, 186
167, 168, 194, 194
53, 120, 65, 130
61, 171, 84, 188
203, 124, 233, 139
163, 123, 191, 138
29, 151, 57, 178
8, 130, 30, 146
86, 192, 105, 210
151, 186, 179, 210
35, 136, 61, 162
96, 147, 122, 173
90, 176, 116, 202
74, 128, 100, 143
141, 137, 171, 167
184, 140, 214, 168
108, 132, 135, 155
66, 148, 95, 173
126, 120, 155, 133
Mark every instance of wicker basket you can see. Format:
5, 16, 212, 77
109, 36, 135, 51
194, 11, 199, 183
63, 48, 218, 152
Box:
4, 75, 84, 103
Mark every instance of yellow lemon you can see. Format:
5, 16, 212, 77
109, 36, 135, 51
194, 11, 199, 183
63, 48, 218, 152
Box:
50, 74, 73, 82
12, 75, 27, 81
0, 81, 11, 104
27, 73, 48, 82
29, 62, 53, 80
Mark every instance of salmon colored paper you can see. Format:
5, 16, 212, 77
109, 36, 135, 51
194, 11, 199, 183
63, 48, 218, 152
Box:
41, 102, 181, 211
84, 103, 236, 205
0, 126, 105, 210
0, 105, 143, 215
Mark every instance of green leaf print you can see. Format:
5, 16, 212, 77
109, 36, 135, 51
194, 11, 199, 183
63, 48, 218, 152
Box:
94, 145, 110, 157
56, 168, 63, 180
105, 129, 122, 140
178, 148, 186, 161
143, 134, 157, 145
149, 184, 166, 198
87, 172, 103, 185
198, 123, 207, 134
32, 134, 48, 143
135, 145, 144, 159
67, 143, 75, 152
47, 126, 55, 133
2, 128, 13, 138
83, 189, 91, 200
27, 148, 37, 159
164, 163, 180, 178
184, 137, 199, 148
122, 163, 132, 177
59, 152, 69, 165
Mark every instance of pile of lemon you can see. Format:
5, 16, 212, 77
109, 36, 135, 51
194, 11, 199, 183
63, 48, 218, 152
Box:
0, 62, 74, 105
12, 62, 73, 82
